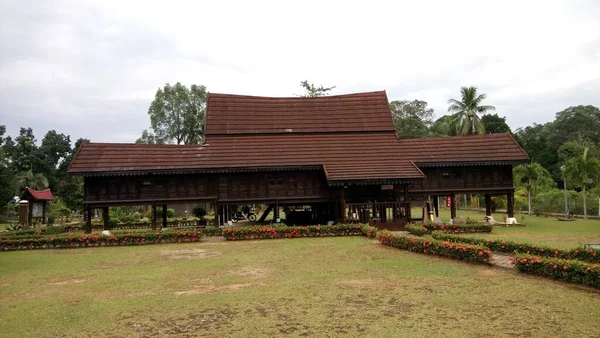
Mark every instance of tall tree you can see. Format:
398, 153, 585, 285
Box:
513, 162, 554, 215
481, 114, 511, 134
564, 147, 600, 218
0, 125, 15, 212
143, 83, 207, 145
548, 105, 600, 152
389, 100, 435, 138
447, 86, 496, 135
298, 80, 335, 97
55, 138, 88, 211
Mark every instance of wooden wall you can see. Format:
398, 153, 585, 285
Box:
410, 165, 513, 193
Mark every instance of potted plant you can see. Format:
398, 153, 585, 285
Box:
193, 206, 207, 226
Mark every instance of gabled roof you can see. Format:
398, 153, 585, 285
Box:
398, 132, 529, 166
21, 188, 54, 201
205, 91, 395, 136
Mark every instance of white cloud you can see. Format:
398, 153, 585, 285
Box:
0, 0, 599, 142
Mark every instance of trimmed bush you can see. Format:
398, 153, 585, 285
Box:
222, 224, 369, 241
406, 224, 428, 236
0, 230, 203, 251
514, 254, 600, 288
431, 232, 600, 264
377, 231, 492, 264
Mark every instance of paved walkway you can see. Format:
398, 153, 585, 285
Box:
491, 252, 514, 268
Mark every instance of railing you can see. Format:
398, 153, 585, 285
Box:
345, 202, 411, 224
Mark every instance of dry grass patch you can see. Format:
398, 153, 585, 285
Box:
160, 248, 221, 259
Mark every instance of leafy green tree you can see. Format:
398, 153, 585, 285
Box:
143, 83, 207, 145
55, 138, 88, 211
564, 147, 600, 218
298, 80, 335, 97
548, 105, 600, 152
447, 86, 496, 135
481, 114, 511, 134
514, 123, 559, 179
0, 125, 16, 213
389, 100, 435, 138
514, 162, 555, 215
16, 169, 49, 191
135, 130, 158, 144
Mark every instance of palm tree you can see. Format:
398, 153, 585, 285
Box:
16, 169, 49, 191
564, 147, 600, 218
514, 162, 554, 215
447, 86, 496, 135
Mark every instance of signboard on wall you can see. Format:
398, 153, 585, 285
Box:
31, 202, 44, 218
381, 184, 394, 190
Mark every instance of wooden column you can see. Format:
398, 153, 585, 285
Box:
340, 186, 346, 222
162, 204, 168, 228
450, 193, 457, 219
84, 206, 92, 234
151, 205, 157, 230
274, 201, 280, 223
484, 194, 492, 217
507, 191, 515, 218
432, 196, 439, 218
102, 206, 110, 230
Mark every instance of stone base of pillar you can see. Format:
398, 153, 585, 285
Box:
484, 215, 495, 223
506, 217, 518, 224
434, 217, 441, 223
101, 230, 112, 236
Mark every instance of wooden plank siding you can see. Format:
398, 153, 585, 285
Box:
409, 165, 513, 194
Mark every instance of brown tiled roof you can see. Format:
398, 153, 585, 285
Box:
68, 134, 425, 183
205, 91, 395, 135
67, 143, 205, 173
398, 132, 529, 166
21, 188, 55, 201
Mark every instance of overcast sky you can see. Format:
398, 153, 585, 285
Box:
1, 0, 599, 144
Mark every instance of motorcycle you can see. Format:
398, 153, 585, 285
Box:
230, 211, 258, 223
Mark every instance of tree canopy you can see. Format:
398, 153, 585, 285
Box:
139, 83, 207, 145
390, 100, 435, 139
298, 80, 335, 97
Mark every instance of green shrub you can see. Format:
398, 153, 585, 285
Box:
431, 232, 600, 264
193, 206, 207, 219
167, 208, 175, 218
377, 231, 492, 264
406, 224, 427, 236
41, 226, 67, 235
514, 254, 600, 288
222, 224, 369, 241
360, 225, 378, 238
0, 230, 204, 251
202, 226, 222, 237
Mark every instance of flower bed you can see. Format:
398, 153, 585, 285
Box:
514, 254, 600, 288
0, 231, 203, 251
431, 232, 600, 264
377, 231, 492, 264
222, 224, 372, 241
423, 223, 492, 233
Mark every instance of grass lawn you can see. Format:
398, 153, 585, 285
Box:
1, 237, 600, 337
429, 208, 600, 249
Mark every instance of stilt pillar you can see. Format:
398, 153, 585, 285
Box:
102, 207, 110, 230
506, 191, 516, 224
151, 205, 157, 230
162, 204, 168, 228
450, 194, 457, 220
84, 206, 92, 234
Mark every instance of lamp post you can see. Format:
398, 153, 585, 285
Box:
560, 165, 569, 218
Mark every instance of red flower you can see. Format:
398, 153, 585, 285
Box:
563, 266, 568, 271
553, 264, 557, 269
554, 250, 559, 255
483, 258, 488, 263
478, 251, 483, 256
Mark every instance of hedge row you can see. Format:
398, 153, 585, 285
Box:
406, 224, 428, 236
221, 224, 375, 241
431, 231, 600, 264
0, 231, 203, 251
514, 254, 600, 288
377, 231, 492, 264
